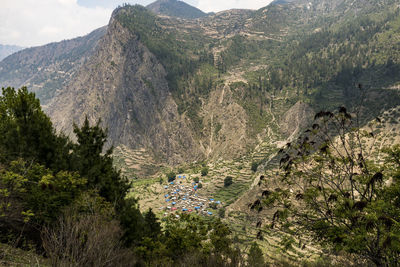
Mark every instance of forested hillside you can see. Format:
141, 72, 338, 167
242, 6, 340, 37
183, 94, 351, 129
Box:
146, 0, 208, 19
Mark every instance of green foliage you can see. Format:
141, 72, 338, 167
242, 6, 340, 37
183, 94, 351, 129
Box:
209, 219, 232, 255
247, 242, 264, 267
201, 167, 209, 176
26, 165, 86, 223
224, 176, 233, 187
193, 177, 200, 183
143, 208, 161, 240
119, 197, 145, 246
0, 87, 70, 170
0, 87, 140, 252
163, 214, 209, 260
0, 159, 87, 226
134, 214, 237, 265
147, 0, 206, 19
209, 202, 218, 209
218, 207, 226, 218
166, 171, 176, 182
71, 117, 130, 206
115, 5, 206, 92
251, 161, 259, 172
265, 108, 400, 265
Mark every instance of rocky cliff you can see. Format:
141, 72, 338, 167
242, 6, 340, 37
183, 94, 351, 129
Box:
46, 14, 202, 164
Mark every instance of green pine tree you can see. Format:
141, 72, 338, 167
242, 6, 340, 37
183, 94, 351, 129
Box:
247, 242, 264, 267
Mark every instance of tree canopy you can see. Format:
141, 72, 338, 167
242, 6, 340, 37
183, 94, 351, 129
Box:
262, 107, 400, 265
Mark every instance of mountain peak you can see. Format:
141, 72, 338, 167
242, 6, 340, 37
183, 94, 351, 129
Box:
146, 0, 207, 19
0, 44, 24, 61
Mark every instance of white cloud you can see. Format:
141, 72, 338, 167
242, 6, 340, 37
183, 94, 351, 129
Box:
0, 0, 112, 47
0, 0, 274, 47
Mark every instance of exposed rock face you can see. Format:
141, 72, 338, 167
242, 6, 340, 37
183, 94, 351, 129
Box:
280, 101, 314, 139
201, 86, 249, 160
46, 17, 202, 164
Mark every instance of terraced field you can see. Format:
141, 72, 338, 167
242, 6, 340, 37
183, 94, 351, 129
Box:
113, 145, 164, 178
114, 100, 400, 264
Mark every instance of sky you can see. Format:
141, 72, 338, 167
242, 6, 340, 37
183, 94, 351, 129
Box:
0, 0, 273, 47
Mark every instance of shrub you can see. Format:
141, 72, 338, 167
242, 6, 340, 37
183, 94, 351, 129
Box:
166, 171, 176, 182
218, 208, 226, 218
201, 167, 209, 176
251, 161, 259, 172
42, 193, 135, 266
224, 176, 233, 187
247, 242, 264, 267
263, 108, 400, 266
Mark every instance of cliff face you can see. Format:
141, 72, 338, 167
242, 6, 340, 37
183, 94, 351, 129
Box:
46, 17, 202, 164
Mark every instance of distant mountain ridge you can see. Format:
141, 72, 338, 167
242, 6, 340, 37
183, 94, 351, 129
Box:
146, 0, 207, 19
271, 0, 297, 4
0, 27, 106, 104
0, 44, 24, 61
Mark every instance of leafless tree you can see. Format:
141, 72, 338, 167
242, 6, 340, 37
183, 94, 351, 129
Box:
41, 194, 135, 267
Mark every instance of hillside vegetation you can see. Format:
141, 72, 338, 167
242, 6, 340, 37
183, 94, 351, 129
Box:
146, 0, 208, 19
1, 0, 400, 265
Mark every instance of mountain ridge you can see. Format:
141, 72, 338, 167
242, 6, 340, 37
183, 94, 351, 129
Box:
0, 27, 106, 104
0, 0, 399, 168
0, 44, 24, 61
146, 0, 207, 19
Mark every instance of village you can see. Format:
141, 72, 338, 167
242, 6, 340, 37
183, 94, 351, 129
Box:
160, 175, 222, 217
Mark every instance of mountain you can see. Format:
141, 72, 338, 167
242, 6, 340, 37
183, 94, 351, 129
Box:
1, 0, 400, 263
0, 27, 106, 104
146, 0, 207, 19
1, 0, 400, 169
0, 44, 24, 61
270, 0, 299, 5
46, 9, 202, 165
